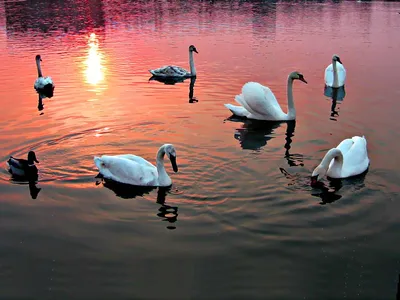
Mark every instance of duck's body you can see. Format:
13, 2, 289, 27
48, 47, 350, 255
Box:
325, 55, 346, 88
149, 45, 198, 78
34, 54, 55, 98
94, 144, 178, 187
7, 151, 39, 179
224, 71, 308, 121
311, 136, 369, 183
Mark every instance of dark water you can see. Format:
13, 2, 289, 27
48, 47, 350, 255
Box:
0, 0, 399, 299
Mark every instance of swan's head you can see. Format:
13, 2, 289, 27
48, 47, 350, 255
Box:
311, 165, 327, 185
35, 54, 42, 62
332, 54, 343, 64
164, 144, 178, 172
189, 45, 198, 54
27, 151, 39, 164
290, 71, 307, 84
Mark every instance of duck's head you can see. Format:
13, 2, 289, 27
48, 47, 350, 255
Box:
164, 144, 178, 172
289, 71, 307, 84
28, 151, 39, 164
189, 45, 198, 54
332, 54, 342, 64
35, 54, 42, 62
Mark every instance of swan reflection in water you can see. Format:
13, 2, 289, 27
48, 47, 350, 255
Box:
310, 172, 367, 205
95, 175, 179, 229
227, 117, 304, 166
324, 85, 346, 121
37, 94, 44, 114
148, 76, 198, 103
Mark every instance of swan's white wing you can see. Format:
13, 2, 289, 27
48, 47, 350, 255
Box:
325, 63, 346, 87
337, 64, 346, 86
34, 77, 54, 89
335, 138, 354, 155
94, 155, 158, 186
331, 136, 369, 177
113, 154, 156, 169
224, 103, 250, 118
238, 82, 285, 120
149, 66, 189, 77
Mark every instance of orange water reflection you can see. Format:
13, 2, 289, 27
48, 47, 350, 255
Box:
84, 33, 104, 86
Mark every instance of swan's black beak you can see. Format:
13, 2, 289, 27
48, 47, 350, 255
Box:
337, 58, 343, 64
299, 77, 307, 84
311, 175, 318, 186
170, 155, 178, 172
194, 49, 198, 54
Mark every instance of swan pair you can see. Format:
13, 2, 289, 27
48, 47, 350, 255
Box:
224, 54, 346, 122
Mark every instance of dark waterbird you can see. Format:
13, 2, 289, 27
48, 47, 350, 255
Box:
7, 151, 39, 179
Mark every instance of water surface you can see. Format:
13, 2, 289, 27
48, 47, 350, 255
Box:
0, 0, 399, 299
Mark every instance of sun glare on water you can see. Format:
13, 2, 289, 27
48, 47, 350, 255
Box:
84, 33, 104, 85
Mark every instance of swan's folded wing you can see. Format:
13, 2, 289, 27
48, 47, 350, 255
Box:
224, 103, 250, 117
336, 138, 354, 155
337, 64, 346, 86
324, 64, 333, 86
325, 63, 346, 86
240, 82, 283, 119
150, 65, 189, 77
338, 136, 369, 175
114, 154, 156, 169
97, 156, 158, 186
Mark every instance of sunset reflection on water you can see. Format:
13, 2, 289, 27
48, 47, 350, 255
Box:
0, 0, 399, 299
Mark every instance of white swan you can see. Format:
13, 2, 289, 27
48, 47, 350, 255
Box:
149, 45, 198, 78
311, 136, 369, 184
324, 54, 346, 88
34, 54, 55, 98
224, 71, 307, 121
94, 144, 178, 187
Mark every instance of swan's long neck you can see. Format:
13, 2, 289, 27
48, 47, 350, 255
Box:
286, 76, 295, 119
156, 145, 171, 186
189, 51, 196, 76
321, 148, 343, 177
36, 59, 43, 78
332, 60, 338, 87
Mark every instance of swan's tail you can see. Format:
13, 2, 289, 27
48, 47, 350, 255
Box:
224, 103, 249, 118
94, 156, 103, 170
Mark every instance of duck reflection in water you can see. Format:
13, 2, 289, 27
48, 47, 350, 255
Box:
148, 76, 198, 103
8, 175, 42, 200
324, 85, 346, 121
95, 175, 179, 229
8, 179, 42, 200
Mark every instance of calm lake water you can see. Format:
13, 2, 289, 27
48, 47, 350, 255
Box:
0, 0, 399, 299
